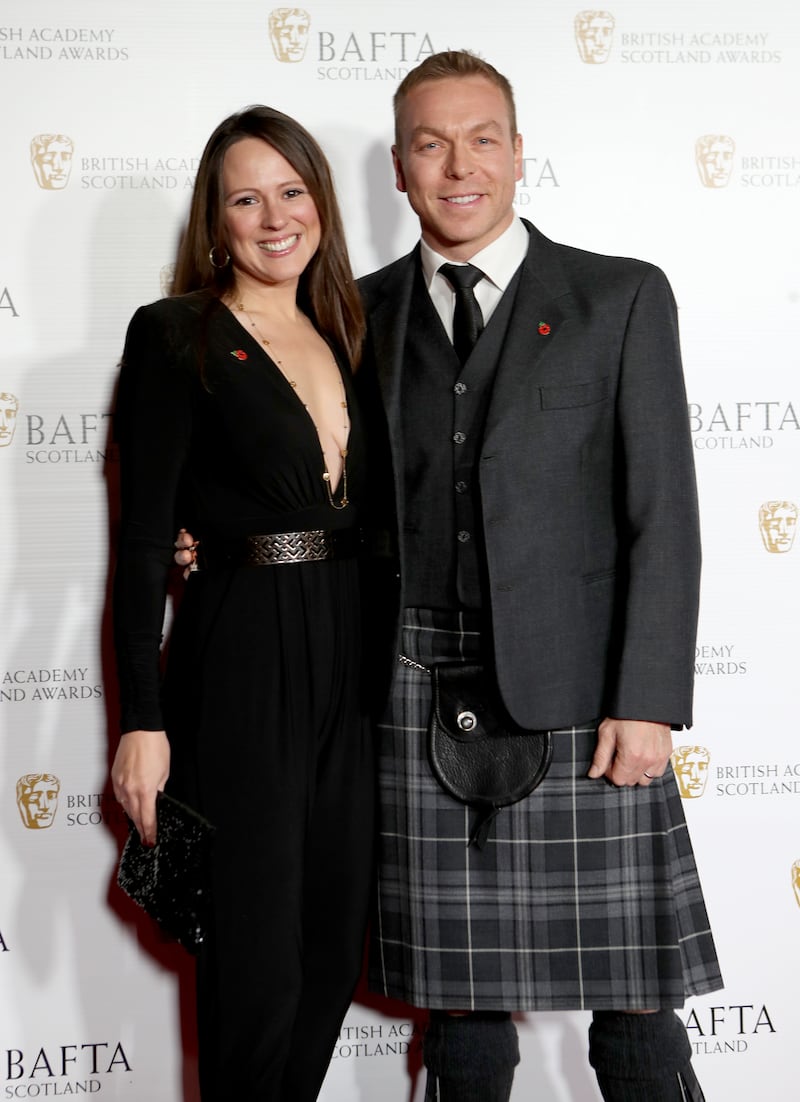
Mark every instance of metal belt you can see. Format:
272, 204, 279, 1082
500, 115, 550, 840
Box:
200, 528, 361, 568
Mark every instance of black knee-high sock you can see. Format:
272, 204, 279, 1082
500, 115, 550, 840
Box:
423, 1011, 520, 1102
588, 1010, 706, 1102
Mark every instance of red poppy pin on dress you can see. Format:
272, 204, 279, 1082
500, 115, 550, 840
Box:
231, 349, 248, 360
538, 322, 551, 336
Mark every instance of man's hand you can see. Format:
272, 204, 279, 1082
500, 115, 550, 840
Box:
587, 718, 672, 787
111, 729, 170, 845
174, 528, 198, 578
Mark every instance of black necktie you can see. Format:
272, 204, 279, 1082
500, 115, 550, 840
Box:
439, 263, 485, 364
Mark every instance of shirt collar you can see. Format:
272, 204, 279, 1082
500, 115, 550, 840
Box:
420, 217, 530, 293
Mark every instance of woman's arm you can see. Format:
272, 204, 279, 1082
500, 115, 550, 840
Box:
113, 301, 194, 839
111, 729, 170, 845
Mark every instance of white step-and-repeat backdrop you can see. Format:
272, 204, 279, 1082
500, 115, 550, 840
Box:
1, 1, 798, 1098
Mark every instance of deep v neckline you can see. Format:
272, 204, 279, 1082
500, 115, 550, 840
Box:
223, 302, 351, 499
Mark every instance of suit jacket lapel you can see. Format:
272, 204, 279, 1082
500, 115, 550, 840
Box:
365, 226, 578, 504
367, 248, 418, 431
363, 248, 419, 546
483, 223, 575, 446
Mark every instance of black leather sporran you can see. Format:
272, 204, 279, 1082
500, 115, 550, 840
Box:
428, 663, 552, 848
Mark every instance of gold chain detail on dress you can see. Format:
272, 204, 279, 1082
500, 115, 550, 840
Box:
233, 299, 349, 509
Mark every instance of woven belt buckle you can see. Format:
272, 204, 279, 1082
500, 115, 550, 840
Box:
244, 530, 331, 566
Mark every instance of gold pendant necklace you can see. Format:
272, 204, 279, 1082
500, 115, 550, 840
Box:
234, 299, 350, 509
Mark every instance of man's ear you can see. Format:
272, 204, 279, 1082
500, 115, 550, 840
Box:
513, 132, 524, 183
392, 146, 408, 194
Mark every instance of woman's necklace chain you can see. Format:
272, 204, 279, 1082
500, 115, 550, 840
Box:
234, 299, 349, 510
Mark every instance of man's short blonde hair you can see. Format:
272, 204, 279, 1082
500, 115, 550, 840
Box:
393, 51, 518, 145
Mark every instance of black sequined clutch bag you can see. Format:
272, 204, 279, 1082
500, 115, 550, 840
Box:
117, 791, 215, 955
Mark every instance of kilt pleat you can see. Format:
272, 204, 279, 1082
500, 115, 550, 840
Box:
369, 609, 723, 1011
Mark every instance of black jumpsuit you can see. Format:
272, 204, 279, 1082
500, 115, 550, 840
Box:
114, 291, 374, 1101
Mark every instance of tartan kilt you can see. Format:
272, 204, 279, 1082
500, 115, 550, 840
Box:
368, 609, 723, 1012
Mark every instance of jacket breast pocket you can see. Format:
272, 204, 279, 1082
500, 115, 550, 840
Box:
538, 377, 609, 410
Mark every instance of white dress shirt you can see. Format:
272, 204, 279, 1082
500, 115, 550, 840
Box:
419, 217, 530, 341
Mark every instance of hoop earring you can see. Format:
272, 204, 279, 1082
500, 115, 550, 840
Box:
208, 246, 230, 269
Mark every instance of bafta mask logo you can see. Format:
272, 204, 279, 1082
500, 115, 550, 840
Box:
159, 263, 176, 298
574, 10, 615, 64
16, 773, 61, 829
0, 392, 19, 447
759, 500, 798, 554
695, 135, 735, 188
793, 860, 800, 908
30, 134, 74, 190
269, 8, 311, 63
671, 745, 710, 799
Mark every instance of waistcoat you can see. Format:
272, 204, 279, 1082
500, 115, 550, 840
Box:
400, 262, 522, 609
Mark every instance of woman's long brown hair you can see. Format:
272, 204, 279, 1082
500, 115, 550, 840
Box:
172, 105, 364, 369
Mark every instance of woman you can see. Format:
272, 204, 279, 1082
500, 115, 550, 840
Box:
111, 105, 373, 1101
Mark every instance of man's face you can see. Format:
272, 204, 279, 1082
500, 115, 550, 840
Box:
18, 779, 59, 828
0, 397, 18, 446
393, 76, 523, 262
32, 138, 73, 189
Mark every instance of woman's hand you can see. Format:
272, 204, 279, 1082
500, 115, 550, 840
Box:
174, 528, 199, 578
111, 729, 170, 845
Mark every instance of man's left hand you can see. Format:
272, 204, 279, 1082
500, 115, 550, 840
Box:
587, 718, 672, 787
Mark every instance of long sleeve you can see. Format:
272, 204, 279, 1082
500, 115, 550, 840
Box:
113, 300, 195, 732
606, 265, 701, 727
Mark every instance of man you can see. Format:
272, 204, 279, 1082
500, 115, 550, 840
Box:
355, 51, 721, 1102
177, 50, 721, 1100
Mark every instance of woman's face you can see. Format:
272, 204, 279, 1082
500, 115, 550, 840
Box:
221, 136, 321, 293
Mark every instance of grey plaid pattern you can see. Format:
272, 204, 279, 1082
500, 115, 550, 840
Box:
369, 609, 723, 1011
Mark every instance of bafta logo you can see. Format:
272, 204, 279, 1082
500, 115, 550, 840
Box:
268, 8, 311, 63
793, 860, 800, 908
695, 135, 735, 188
671, 745, 710, 799
759, 500, 798, 554
16, 773, 61, 829
30, 133, 74, 190
159, 263, 176, 298
574, 10, 615, 64
0, 392, 19, 447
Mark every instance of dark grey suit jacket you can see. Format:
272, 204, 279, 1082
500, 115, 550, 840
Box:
357, 220, 700, 731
